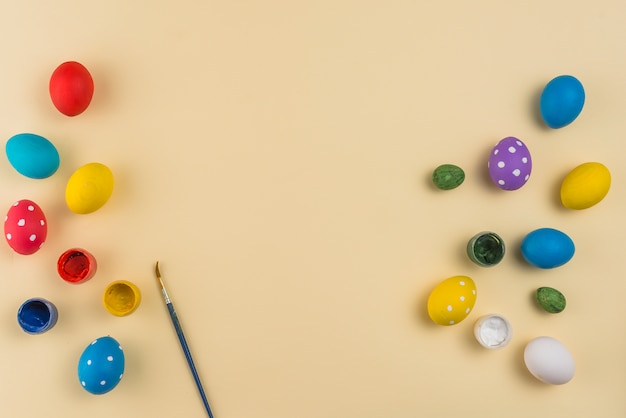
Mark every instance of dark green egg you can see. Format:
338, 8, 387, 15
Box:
432, 164, 465, 190
536, 287, 566, 313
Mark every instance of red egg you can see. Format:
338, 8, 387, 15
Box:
4, 200, 48, 255
49, 61, 94, 116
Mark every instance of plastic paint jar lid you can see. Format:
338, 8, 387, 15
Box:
473, 314, 512, 349
57, 248, 97, 284
467, 231, 505, 267
103, 280, 141, 316
17, 298, 58, 334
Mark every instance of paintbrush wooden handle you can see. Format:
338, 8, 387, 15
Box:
167, 303, 214, 418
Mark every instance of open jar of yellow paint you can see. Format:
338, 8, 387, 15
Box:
103, 280, 141, 316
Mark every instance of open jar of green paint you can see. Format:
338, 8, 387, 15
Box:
467, 231, 505, 267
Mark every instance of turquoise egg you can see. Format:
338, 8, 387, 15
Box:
6, 133, 60, 179
77, 336, 125, 395
540, 75, 585, 129
521, 228, 575, 269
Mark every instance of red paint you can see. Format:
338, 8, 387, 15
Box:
57, 248, 97, 283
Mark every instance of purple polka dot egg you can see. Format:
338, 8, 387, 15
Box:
488, 136, 532, 190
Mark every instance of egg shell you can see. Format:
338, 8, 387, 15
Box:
488, 137, 532, 190
427, 275, 477, 326
524, 336, 575, 384
540, 75, 585, 129
521, 228, 575, 269
49, 61, 94, 116
4, 200, 47, 255
560, 162, 611, 210
5, 133, 60, 179
65, 162, 114, 214
77, 336, 125, 395
432, 164, 465, 190
536, 287, 566, 314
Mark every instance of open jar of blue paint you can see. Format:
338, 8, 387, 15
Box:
17, 298, 58, 334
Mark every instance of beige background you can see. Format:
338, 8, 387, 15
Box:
0, 1, 624, 417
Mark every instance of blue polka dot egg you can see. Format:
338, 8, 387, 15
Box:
77, 336, 125, 395
488, 136, 532, 191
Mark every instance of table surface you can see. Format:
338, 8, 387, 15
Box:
0, 1, 625, 417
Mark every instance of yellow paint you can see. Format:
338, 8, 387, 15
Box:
103, 280, 141, 316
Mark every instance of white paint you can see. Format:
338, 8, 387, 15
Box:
474, 314, 512, 349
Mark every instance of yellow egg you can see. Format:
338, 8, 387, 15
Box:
65, 162, 114, 214
427, 275, 477, 326
560, 162, 610, 210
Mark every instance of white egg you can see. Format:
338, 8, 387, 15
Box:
523, 336, 574, 384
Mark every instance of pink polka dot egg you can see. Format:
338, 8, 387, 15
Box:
488, 136, 532, 190
4, 199, 47, 255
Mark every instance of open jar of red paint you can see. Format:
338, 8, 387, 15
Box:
57, 248, 97, 284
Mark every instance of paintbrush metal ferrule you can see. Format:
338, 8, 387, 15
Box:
155, 261, 172, 304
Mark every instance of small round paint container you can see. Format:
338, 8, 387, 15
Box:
17, 298, 58, 334
103, 280, 141, 316
473, 314, 512, 349
467, 231, 505, 267
57, 248, 97, 284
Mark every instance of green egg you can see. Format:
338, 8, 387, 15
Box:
536, 287, 566, 313
432, 164, 465, 190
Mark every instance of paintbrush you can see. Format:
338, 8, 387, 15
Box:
155, 261, 214, 418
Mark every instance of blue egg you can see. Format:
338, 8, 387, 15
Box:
6, 133, 60, 179
77, 336, 125, 395
521, 228, 575, 269
540, 75, 585, 129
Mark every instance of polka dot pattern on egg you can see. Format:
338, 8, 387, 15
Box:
77, 336, 125, 395
3, 199, 47, 255
427, 275, 477, 326
488, 136, 532, 191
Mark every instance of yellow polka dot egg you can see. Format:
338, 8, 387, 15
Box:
427, 275, 477, 326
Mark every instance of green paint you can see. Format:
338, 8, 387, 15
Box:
536, 287, 566, 313
432, 164, 465, 190
467, 232, 505, 267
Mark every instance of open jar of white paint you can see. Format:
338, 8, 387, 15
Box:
473, 314, 512, 349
